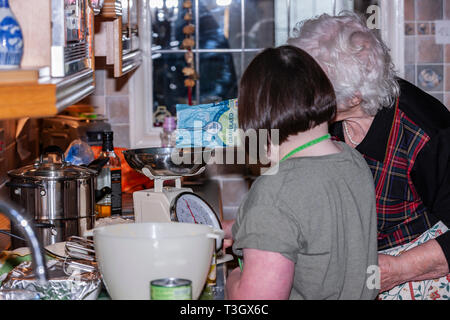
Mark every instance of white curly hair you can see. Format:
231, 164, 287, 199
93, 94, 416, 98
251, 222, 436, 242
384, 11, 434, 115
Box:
287, 12, 400, 116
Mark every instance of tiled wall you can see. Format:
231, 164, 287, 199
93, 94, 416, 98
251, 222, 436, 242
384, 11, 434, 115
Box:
206, 163, 250, 221
404, 0, 450, 108
79, 61, 132, 149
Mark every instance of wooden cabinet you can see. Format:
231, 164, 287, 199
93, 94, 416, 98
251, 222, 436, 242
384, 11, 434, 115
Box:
0, 0, 97, 120
0, 0, 142, 120
95, 0, 142, 77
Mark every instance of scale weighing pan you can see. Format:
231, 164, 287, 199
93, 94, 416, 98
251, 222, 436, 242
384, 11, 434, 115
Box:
123, 147, 213, 178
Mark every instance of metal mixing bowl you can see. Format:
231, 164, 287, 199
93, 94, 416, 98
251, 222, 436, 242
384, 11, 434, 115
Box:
122, 147, 213, 177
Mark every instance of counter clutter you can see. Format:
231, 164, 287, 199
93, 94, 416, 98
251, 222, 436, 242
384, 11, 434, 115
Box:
0, 146, 231, 300
0, 218, 227, 300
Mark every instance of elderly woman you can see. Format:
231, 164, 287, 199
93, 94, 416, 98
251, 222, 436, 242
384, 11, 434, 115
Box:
286, 12, 450, 299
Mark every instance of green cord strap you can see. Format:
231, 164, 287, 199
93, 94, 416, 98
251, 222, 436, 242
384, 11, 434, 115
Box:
238, 257, 244, 272
280, 134, 331, 163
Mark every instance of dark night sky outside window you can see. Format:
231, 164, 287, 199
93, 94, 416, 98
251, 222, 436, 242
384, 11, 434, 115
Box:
149, 0, 378, 126
150, 0, 275, 126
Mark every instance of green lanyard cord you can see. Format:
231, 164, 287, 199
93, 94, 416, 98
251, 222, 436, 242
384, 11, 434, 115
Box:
280, 134, 331, 163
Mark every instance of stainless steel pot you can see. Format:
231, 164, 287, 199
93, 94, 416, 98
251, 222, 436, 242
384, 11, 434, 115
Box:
7, 146, 106, 247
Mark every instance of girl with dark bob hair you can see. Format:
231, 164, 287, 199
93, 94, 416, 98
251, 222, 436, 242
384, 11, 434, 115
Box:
226, 45, 379, 300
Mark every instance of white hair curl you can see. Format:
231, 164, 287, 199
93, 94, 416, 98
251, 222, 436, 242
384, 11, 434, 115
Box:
288, 12, 400, 116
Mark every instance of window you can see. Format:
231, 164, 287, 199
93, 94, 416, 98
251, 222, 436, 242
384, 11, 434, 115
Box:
129, 0, 403, 147
150, 0, 275, 126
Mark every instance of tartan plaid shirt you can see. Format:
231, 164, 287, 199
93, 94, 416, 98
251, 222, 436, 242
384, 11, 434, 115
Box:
331, 79, 450, 254
362, 100, 435, 250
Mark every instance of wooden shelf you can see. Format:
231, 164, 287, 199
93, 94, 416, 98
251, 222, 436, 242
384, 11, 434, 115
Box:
1, 0, 97, 120
0, 68, 95, 120
0, 82, 56, 119
0, 69, 39, 84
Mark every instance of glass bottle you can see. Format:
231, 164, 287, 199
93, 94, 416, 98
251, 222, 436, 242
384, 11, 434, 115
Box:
95, 132, 122, 217
160, 116, 177, 147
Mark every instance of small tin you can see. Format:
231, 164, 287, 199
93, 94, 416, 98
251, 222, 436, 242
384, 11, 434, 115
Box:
150, 278, 192, 300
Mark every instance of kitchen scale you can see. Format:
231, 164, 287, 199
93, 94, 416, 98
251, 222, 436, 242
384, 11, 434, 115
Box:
122, 147, 222, 248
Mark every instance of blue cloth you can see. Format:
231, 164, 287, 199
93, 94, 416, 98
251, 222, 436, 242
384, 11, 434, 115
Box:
176, 99, 238, 148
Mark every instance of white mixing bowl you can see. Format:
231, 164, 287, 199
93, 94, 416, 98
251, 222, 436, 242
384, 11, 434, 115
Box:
90, 222, 223, 300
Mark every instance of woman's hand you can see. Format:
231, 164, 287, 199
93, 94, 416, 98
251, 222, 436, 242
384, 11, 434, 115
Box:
378, 240, 449, 293
378, 254, 404, 292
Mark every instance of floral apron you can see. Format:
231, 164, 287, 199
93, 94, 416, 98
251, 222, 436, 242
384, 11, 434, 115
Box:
378, 221, 450, 300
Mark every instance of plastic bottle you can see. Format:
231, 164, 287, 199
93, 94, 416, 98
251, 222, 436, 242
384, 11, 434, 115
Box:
96, 132, 122, 217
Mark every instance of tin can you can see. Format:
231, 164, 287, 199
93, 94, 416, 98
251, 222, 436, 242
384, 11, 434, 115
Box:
206, 252, 217, 286
150, 278, 192, 300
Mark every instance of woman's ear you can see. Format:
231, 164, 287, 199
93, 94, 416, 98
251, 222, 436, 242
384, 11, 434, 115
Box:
336, 95, 362, 113
333, 95, 364, 122
349, 95, 362, 107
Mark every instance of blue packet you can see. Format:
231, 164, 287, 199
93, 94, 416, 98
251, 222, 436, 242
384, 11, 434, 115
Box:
65, 139, 95, 166
176, 99, 239, 148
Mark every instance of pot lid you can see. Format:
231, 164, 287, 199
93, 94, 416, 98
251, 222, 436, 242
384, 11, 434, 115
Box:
8, 146, 98, 181
8, 162, 96, 180
8, 162, 97, 181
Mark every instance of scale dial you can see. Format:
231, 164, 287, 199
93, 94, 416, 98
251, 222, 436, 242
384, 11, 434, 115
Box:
171, 192, 222, 249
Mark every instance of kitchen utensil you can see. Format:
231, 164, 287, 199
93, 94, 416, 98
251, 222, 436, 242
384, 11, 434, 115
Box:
7, 146, 108, 247
171, 192, 221, 227
87, 222, 223, 300
64, 236, 95, 261
62, 259, 97, 275
122, 147, 222, 249
122, 147, 212, 178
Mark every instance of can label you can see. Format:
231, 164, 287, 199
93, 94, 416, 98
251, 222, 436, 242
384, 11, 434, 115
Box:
150, 278, 192, 300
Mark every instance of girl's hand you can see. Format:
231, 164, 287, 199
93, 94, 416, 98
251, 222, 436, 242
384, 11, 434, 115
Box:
223, 238, 234, 250
222, 219, 235, 239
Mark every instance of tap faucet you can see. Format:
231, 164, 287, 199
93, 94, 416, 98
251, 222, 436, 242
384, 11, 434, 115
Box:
0, 200, 48, 284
